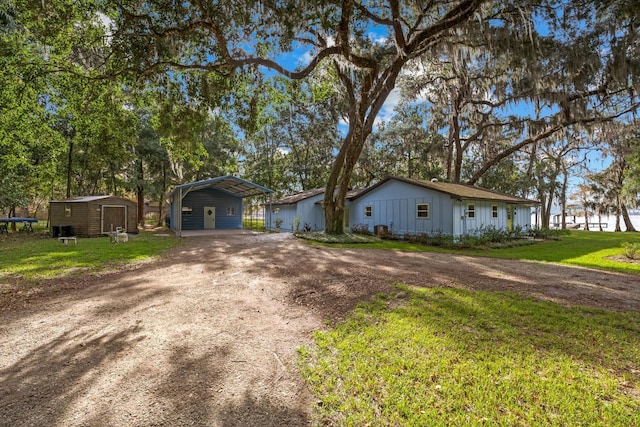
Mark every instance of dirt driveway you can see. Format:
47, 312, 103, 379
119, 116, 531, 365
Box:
1, 233, 639, 426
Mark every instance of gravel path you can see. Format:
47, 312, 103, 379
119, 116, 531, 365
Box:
1, 232, 638, 426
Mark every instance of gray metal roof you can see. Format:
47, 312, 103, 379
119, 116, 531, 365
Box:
268, 188, 325, 205
269, 188, 366, 205
172, 176, 273, 198
50, 195, 119, 203
352, 177, 539, 205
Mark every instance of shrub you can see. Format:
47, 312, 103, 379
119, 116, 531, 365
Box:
404, 231, 454, 247
528, 226, 568, 240
351, 223, 372, 235
476, 225, 510, 243
621, 242, 640, 260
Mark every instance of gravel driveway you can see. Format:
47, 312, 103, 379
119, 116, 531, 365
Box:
1, 232, 639, 426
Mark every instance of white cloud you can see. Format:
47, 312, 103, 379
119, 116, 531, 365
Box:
367, 32, 388, 45
374, 88, 401, 127
298, 50, 314, 66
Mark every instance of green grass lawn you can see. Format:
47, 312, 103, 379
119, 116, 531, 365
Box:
300, 286, 640, 426
0, 227, 181, 282
242, 217, 265, 230
306, 230, 640, 274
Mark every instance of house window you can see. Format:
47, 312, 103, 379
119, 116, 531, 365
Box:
227, 206, 236, 216
64, 206, 72, 217
492, 205, 498, 218
272, 207, 280, 214
417, 203, 430, 218
182, 206, 192, 215
364, 206, 373, 217
467, 204, 475, 218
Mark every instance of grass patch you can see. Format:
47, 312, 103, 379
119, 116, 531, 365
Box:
468, 231, 640, 274
295, 231, 382, 244
299, 286, 640, 426
303, 230, 640, 274
0, 229, 181, 282
242, 218, 265, 230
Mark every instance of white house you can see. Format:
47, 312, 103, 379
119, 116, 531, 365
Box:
349, 177, 538, 236
266, 176, 539, 236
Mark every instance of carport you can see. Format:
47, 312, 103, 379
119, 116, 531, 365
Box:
169, 176, 273, 237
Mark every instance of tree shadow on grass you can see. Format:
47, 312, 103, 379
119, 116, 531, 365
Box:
0, 324, 145, 427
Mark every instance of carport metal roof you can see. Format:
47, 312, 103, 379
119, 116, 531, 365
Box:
170, 176, 273, 237
171, 176, 273, 199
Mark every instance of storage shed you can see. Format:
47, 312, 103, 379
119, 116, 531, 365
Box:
49, 196, 138, 237
169, 176, 273, 236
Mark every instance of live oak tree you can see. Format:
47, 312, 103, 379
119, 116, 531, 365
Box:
400, 0, 640, 192
109, 0, 486, 234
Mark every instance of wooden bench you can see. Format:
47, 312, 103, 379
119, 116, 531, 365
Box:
58, 236, 77, 245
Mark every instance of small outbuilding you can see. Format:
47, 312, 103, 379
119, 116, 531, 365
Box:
169, 176, 273, 236
49, 196, 138, 237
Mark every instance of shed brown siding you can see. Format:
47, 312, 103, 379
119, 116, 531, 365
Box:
50, 196, 138, 237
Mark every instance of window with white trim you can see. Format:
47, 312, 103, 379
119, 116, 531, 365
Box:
364, 206, 373, 217
416, 203, 430, 218
467, 204, 476, 218
182, 206, 192, 215
227, 206, 236, 216
491, 205, 498, 218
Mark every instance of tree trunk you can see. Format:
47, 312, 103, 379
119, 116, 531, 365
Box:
560, 169, 568, 229
539, 194, 549, 229
137, 159, 144, 226
584, 207, 589, 231
621, 203, 637, 232
323, 119, 363, 234
157, 160, 168, 227
598, 213, 603, 231
66, 141, 73, 198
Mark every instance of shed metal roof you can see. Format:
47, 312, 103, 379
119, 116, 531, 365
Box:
50, 195, 131, 203
172, 176, 273, 198
352, 177, 539, 205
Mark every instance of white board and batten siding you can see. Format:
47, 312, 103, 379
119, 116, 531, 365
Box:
451, 200, 530, 236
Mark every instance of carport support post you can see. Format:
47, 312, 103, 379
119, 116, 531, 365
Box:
177, 187, 183, 237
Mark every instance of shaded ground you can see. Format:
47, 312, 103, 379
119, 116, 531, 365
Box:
1, 233, 639, 426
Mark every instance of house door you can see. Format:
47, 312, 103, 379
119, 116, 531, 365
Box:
204, 206, 216, 229
507, 205, 514, 231
102, 206, 126, 233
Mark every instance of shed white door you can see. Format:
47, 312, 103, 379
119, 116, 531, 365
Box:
204, 206, 216, 229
